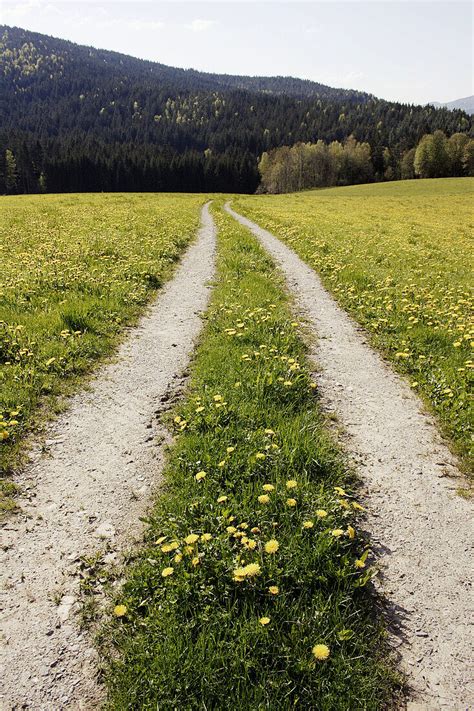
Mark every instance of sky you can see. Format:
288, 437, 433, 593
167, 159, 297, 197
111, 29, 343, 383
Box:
1, 1, 472, 105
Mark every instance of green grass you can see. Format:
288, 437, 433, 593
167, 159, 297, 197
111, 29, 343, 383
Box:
103, 204, 398, 710
0, 192, 205, 509
234, 178, 474, 475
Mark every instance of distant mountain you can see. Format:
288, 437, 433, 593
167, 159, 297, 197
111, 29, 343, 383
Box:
430, 96, 474, 114
0, 25, 472, 193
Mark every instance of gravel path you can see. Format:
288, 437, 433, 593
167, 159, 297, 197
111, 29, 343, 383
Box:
0, 204, 216, 710
226, 204, 473, 711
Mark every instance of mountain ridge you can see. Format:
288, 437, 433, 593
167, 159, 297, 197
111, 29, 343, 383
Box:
0, 25, 472, 193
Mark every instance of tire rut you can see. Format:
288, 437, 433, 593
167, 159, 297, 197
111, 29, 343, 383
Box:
225, 203, 473, 711
0, 204, 216, 710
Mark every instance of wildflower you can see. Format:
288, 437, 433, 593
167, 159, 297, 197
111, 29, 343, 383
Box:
195, 470, 206, 481
264, 428, 275, 435
244, 562, 261, 577
258, 494, 270, 504
226, 446, 235, 453
259, 617, 270, 626
184, 533, 199, 545
312, 644, 330, 660
352, 502, 365, 511
339, 499, 350, 510
174, 553, 182, 563
218, 460, 226, 468
213, 394, 223, 402
247, 539, 257, 550
331, 529, 344, 538
234, 381, 241, 388
226, 526, 237, 534
347, 525, 356, 539
268, 586, 279, 595
192, 557, 200, 566
113, 604, 127, 617
155, 536, 167, 545
286, 479, 297, 489
161, 542, 179, 552
334, 486, 346, 497
283, 381, 293, 387
264, 539, 279, 554
286, 498, 297, 507
355, 559, 366, 569
195, 406, 205, 413
316, 509, 328, 518
251, 527, 260, 534
161, 567, 174, 577
255, 452, 266, 460
201, 533, 212, 542
217, 495, 228, 503
262, 483, 274, 492
303, 521, 314, 529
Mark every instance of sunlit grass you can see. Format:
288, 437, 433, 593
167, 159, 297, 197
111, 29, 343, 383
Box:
103, 204, 398, 709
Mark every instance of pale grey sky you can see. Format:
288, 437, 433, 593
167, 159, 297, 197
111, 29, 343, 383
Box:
1, 1, 472, 105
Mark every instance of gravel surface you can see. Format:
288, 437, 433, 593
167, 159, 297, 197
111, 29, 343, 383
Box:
226, 203, 473, 711
0, 204, 216, 710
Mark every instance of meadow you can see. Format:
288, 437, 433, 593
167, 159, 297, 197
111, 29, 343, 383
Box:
0, 193, 205, 507
235, 178, 474, 474
103, 203, 397, 709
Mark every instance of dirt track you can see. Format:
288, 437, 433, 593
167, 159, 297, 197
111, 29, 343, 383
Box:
226, 203, 473, 711
0, 204, 216, 710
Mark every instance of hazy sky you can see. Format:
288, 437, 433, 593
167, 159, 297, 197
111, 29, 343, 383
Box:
1, 1, 472, 105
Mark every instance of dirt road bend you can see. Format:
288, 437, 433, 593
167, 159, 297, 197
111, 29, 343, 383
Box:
226, 203, 473, 711
0, 204, 216, 710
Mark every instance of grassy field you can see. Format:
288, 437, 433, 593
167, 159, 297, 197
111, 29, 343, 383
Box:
235, 178, 473, 474
103, 204, 397, 709
0, 193, 205, 508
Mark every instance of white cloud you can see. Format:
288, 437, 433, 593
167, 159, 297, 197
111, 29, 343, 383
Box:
128, 20, 165, 31
187, 19, 216, 33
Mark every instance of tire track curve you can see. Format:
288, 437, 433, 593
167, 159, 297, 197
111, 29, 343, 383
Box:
0, 203, 216, 710
225, 203, 473, 711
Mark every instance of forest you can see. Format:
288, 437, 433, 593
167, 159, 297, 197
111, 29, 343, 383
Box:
258, 131, 474, 193
0, 25, 472, 194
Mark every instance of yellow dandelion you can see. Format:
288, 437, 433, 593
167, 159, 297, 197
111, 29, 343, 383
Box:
217, 495, 228, 503
255, 452, 266, 460
303, 521, 314, 529
286, 498, 297, 507
201, 533, 212, 542
192, 557, 200, 566
352, 502, 365, 511
259, 616, 271, 626
195, 470, 206, 481
243, 562, 261, 577
174, 553, 183, 563
195, 406, 205, 413
218, 460, 227, 468
286, 479, 297, 489
161, 567, 174, 577
226, 526, 237, 534
268, 585, 279, 595
113, 604, 127, 617
264, 428, 275, 435
264, 539, 279, 554
258, 494, 270, 504
262, 483, 275, 492
226, 446, 235, 453
247, 539, 257, 550
184, 533, 199, 545
331, 529, 344, 538
312, 644, 330, 660
155, 536, 167, 545
334, 486, 346, 497
347, 525, 356, 539
316, 509, 328, 518
355, 559, 366, 569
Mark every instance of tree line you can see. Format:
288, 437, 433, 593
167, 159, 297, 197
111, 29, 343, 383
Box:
258, 131, 474, 193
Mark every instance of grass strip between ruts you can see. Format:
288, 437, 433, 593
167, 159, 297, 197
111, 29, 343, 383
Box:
104, 203, 398, 710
